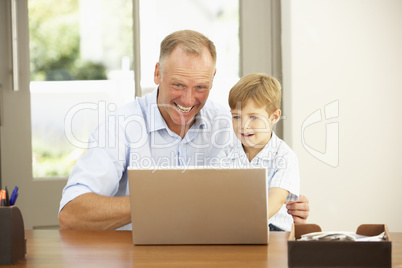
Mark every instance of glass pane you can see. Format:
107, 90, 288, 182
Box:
139, 0, 239, 107
29, 0, 134, 178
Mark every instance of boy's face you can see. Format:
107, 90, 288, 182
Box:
231, 100, 280, 150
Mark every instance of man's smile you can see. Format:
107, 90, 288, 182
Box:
174, 102, 194, 113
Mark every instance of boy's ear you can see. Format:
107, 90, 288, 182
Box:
270, 109, 281, 125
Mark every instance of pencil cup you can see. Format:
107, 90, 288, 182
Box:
0, 206, 26, 265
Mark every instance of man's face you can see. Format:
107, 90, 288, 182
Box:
154, 46, 216, 136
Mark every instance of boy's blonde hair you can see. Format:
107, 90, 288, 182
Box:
228, 73, 281, 114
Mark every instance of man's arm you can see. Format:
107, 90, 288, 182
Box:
59, 193, 131, 230
285, 195, 310, 224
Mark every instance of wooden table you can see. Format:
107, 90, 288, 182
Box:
4, 230, 402, 267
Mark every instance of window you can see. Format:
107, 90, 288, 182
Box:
29, 0, 134, 178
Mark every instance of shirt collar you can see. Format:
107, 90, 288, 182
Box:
145, 87, 166, 133
252, 132, 280, 161
192, 107, 207, 130
227, 140, 247, 160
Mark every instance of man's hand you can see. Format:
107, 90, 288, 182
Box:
285, 195, 310, 224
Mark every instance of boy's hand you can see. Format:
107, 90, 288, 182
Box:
285, 195, 310, 223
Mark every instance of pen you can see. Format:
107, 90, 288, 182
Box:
9, 186, 19, 206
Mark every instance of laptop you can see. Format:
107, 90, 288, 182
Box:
128, 167, 269, 245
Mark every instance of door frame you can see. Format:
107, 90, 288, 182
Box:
0, 0, 67, 229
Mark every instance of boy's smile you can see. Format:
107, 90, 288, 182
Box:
241, 131, 256, 140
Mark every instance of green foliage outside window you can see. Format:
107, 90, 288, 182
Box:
29, 0, 107, 81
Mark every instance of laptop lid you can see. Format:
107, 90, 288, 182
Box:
128, 167, 268, 245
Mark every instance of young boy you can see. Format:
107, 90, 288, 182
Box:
220, 73, 300, 232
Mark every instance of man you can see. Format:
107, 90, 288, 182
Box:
59, 30, 309, 230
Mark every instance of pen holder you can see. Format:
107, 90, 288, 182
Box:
0, 206, 26, 265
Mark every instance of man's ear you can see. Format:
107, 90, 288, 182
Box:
154, 62, 161, 85
271, 109, 282, 125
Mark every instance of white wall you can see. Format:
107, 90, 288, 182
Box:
282, 0, 402, 231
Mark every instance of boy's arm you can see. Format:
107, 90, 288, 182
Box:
268, 187, 290, 219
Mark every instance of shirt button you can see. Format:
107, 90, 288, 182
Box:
180, 143, 183, 147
